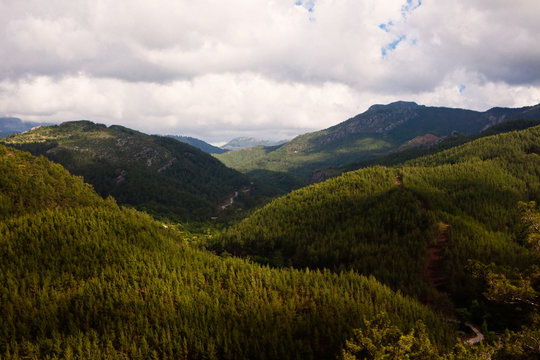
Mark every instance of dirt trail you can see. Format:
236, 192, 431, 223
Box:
394, 174, 403, 188
219, 186, 251, 210
427, 221, 450, 292
464, 322, 485, 345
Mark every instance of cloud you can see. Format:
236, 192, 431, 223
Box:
0, 73, 364, 142
0, 0, 539, 142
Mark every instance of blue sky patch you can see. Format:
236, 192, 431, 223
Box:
459, 84, 466, 93
295, 0, 315, 18
379, 21, 394, 33
401, 0, 422, 18
295, 1, 315, 9
382, 35, 406, 57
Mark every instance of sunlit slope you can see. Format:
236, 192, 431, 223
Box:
0, 144, 455, 359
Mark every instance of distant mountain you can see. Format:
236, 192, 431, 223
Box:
1, 120, 249, 220
167, 134, 228, 154
216, 101, 540, 181
222, 136, 288, 151
0, 117, 49, 138
329, 117, 540, 176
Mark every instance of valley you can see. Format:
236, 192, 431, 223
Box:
1, 103, 539, 359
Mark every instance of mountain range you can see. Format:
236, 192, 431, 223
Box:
216, 101, 540, 181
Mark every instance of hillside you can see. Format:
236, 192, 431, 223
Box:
211, 125, 540, 345
167, 134, 228, 154
1, 121, 249, 220
0, 143, 464, 359
216, 102, 540, 181
327, 118, 540, 177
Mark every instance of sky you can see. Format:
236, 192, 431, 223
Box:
1, 0, 539, 144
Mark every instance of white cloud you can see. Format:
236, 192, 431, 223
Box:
0, 73, 364, 142
0, 0, 539, 142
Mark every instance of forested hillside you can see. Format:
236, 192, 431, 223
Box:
1, 143, 470, 359
211, 125, 540, 357
1, 121, 249, 220
328, 118, 540, 177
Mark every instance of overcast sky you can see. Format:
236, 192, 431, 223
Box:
1, 0, 539, 144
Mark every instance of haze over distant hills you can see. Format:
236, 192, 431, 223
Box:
222, 136, 288, 151
0, 117, 50, 138
216, 101, 540, 181
167, 134, 228, 154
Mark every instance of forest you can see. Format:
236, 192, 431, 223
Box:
0, 143, 473, 359
211, 125, 540, 358
1, 124, 539, 358
1, 121, 249, 221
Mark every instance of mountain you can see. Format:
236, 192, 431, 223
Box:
0, 117, 49, 138
221, 136, 288, 151
167, 134, 228, 154
216, 101, 540, 181
0, 143, 461, 359
211, 125, 540, 344
1, 120, 249, 220
327, 118, 540, 177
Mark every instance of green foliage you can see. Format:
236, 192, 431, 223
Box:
1, 121, 249, 220
340, 312, 440, 360
0, 144, 456, 359
0, 144, 102, 218
466, 202, 540, 359
340, 313, 495, 360
212, 125, 540, 337
495, 318, 540, 360
212, 167, 441, 298
335, 118, 540, 177
519, 201, 540, 251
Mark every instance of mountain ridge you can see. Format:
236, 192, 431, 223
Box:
1, 120, 249, 220
216, 101, 540, 181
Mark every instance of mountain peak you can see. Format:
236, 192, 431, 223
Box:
368, 101, 419, 112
